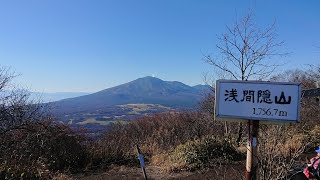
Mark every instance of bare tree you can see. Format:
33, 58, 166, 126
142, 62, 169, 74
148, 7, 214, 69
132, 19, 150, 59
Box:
0, 66, 46, 135
204, 13, 286, 81
306, 64, 320, 84
204, 13, 287, 144
270, 69, 317, 89
0, 66, 87, 178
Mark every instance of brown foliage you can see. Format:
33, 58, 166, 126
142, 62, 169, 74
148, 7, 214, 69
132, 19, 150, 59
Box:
164, 136, 243, 172
0, 120, 88, 179
88, 112, 226, 168
258, 125, 307, 180
0, 66, 88, 178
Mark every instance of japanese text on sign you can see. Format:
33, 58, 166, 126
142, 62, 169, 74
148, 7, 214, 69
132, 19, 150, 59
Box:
224, 89, 291, 104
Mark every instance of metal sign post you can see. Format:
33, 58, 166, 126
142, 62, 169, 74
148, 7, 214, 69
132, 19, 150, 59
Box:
136, 144, 148, 180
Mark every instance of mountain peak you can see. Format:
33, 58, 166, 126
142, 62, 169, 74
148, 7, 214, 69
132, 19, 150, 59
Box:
52, 77, 209, 115
135, 76, 163, 82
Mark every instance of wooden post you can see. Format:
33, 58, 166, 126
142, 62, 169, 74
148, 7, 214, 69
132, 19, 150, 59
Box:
245, 120, 259, 180
136, 144, 148, 180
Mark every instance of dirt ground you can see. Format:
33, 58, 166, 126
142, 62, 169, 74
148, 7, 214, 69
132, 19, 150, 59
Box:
72, 153, 315, 180
74, 163, 246, 180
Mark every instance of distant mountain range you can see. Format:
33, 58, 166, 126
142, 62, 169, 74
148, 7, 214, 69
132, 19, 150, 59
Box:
49, 76, 211, 128
51, 76, 210, 113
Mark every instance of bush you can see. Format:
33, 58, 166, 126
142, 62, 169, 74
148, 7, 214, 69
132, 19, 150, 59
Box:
88, 123, 138, 169
167, 136, 243, 171
0, 120, 88, 179
257, 125, 307, 180
88, 112, 221, 169
305, 125, 320, 152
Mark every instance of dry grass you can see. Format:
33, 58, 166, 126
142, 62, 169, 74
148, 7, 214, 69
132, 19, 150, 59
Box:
87, 112, 222, 169
258, 125, 307, 180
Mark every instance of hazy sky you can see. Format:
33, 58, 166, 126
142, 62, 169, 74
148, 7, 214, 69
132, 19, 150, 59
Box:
0, 0, 319, 92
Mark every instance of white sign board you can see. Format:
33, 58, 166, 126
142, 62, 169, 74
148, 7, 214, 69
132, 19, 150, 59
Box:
215, 80, 301, 123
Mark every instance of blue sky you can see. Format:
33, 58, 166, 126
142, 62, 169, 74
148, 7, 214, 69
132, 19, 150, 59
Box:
0, 0, 319, 92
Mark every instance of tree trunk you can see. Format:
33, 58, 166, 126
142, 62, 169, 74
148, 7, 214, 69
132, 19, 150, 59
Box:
236, 122, 243, 146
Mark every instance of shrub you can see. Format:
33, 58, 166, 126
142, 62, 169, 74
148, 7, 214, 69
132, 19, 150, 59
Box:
167, 136, 243, 171
305, 125, 320, 152
88, 112, 221, 169
88, 123, 138, 169
0, 120, 88, 179
257, 125, 307, 180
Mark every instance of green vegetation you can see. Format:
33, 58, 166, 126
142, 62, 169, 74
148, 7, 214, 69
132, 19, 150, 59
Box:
77, 118, 127, 125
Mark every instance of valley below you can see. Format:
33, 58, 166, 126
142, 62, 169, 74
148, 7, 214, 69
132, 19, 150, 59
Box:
58, 103, 178, 133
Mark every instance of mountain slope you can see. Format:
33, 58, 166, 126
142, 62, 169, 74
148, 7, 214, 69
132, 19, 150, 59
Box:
51, 76, 210, 114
